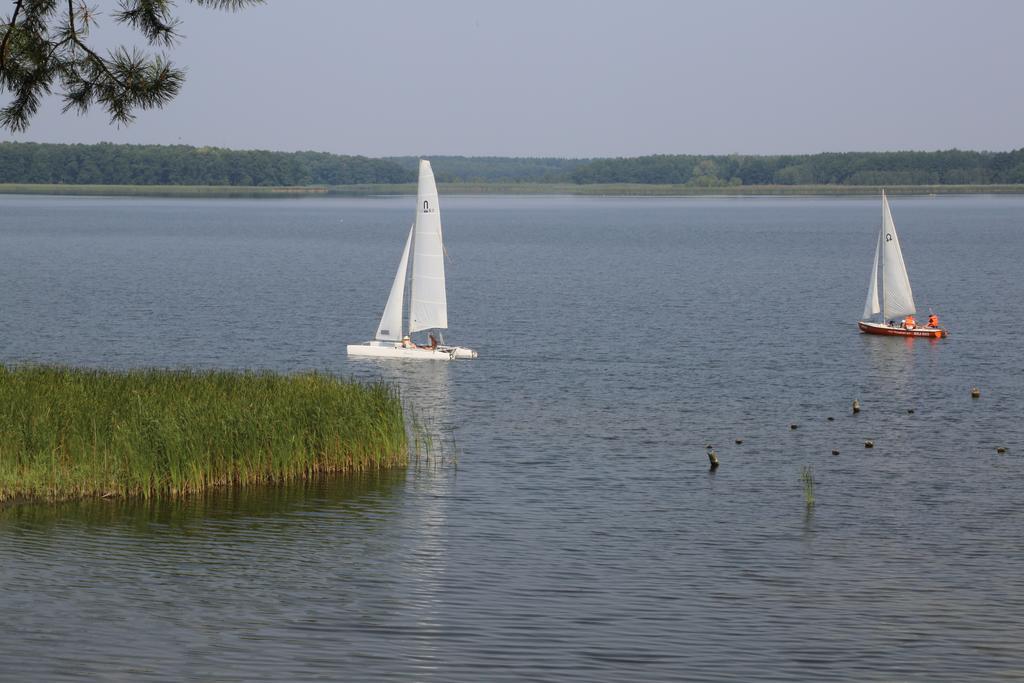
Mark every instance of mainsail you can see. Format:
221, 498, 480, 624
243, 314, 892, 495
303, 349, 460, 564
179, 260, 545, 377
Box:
375, 225, 413, 341
409, 160, 448, 333
863, 191, 917, 321
879, 191, 916, 319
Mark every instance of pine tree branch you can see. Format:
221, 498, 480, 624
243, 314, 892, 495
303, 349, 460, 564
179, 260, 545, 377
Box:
191, 0, 258, 10
0, 0, 25, 76
2, 0, 262, 131
66, 0, 128, 90
116, 0, 180, 48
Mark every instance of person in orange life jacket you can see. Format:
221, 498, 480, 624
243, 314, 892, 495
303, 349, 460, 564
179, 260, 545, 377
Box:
927, 313, 939, 328
903, 315, 916, 329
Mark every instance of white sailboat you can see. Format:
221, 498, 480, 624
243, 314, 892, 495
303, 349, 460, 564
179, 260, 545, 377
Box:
347, 160, 478, 360
858, 190, 946, 338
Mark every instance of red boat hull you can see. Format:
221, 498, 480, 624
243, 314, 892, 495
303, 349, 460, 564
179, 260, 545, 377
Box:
858, 321, 947, 338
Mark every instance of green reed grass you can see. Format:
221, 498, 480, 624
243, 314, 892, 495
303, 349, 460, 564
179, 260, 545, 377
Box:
800, 465, 816, 508
0, 365, 407, 503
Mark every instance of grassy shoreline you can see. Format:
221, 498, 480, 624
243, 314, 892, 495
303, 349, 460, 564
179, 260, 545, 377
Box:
0, 366, 407, 504
0, 183, 331, 198
2, 182, 1024, 198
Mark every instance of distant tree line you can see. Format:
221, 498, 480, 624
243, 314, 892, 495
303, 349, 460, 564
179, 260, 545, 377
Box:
569, 150, 1024, 186
386, 155, 588, 183
2, 142, 1023, 186
0, 142, 412, 185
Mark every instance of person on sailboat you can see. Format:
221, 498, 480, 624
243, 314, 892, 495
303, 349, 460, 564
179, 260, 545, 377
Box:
903, 315, 916, 329
402, 335, 414, 349
927, 313, 939, 328
428, 334, 438, 350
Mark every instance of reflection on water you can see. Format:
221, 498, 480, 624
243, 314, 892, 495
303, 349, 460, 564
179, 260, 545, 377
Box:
342, 359, 457, 670
0, 470, 430, 682
0, 469, 408, 535
356, 358, 460, 467
365, 358, 453, 419
862, 332, 917, 388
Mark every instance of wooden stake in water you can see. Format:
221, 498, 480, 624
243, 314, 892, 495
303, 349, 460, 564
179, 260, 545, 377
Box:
707, 449, 719, 470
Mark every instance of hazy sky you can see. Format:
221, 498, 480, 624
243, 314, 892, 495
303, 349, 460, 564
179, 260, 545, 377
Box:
5, 0, 1023, 157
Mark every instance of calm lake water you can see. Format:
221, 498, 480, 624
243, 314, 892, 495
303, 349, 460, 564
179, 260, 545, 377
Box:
1, 193, 1022, 681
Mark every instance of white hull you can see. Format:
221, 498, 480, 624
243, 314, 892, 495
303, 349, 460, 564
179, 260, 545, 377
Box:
347, 341, 478, 360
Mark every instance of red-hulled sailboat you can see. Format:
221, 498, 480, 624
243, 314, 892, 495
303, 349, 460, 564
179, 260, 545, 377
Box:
859, 191, 947, 339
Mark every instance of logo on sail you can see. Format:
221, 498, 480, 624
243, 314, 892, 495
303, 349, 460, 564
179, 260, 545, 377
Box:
885, 233, 893, 242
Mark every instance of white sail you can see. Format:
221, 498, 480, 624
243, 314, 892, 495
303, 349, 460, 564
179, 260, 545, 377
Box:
863, 228, 882, 319
375, 225, 413, 341
879, 191, 916, 319
348, 159, 477, 360
409, 160, 448, 333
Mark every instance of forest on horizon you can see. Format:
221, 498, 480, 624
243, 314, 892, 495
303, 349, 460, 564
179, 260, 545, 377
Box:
2, 142, 1023, 187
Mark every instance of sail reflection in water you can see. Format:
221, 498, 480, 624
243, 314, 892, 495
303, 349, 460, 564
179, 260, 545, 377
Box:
361, 359, 458, 467
862, 332, 917, 389
350, 360, 457, 665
